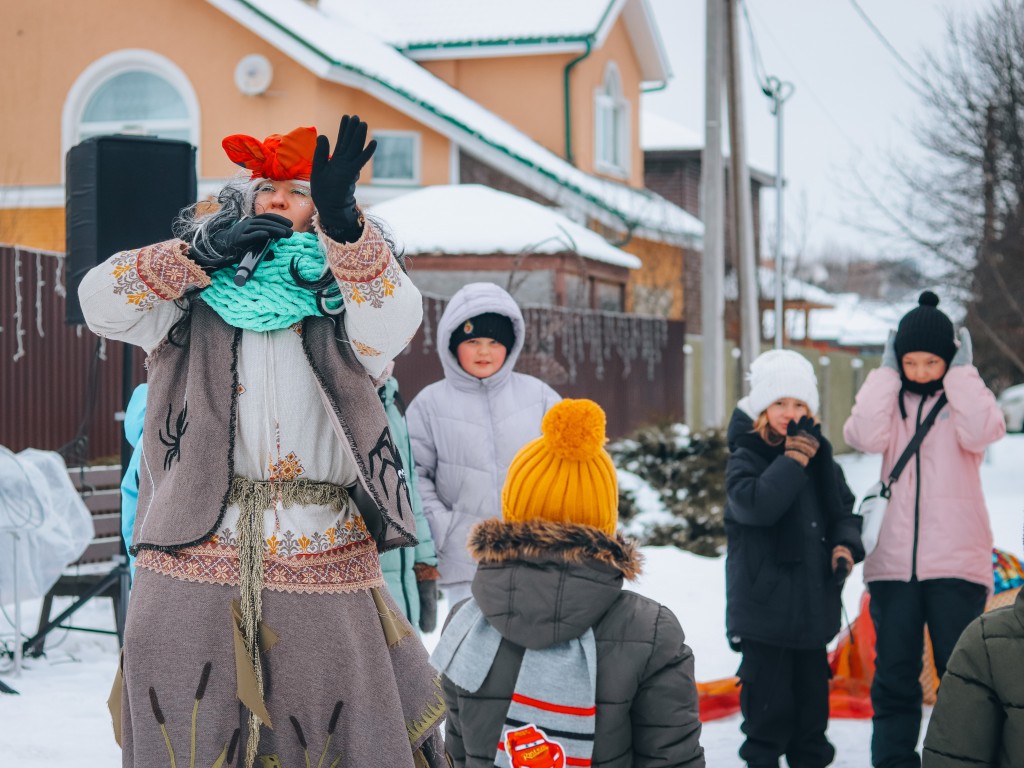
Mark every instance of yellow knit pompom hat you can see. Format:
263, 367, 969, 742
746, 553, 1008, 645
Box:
501, 398, 619, 535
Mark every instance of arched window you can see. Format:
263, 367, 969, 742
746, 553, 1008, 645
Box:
62, 50, 200, 171
594, 63, 630, 177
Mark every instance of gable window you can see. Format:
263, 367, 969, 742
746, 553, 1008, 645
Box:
372, 131, 420, 185
63, 50, 200, 168
594, 63, 630, 177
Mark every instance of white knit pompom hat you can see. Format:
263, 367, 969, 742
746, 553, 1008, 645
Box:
746, 349, 820, 417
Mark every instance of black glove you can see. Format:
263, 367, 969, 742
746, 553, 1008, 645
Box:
417, 578, 439, 633
784, 416, 821, 467
786, 415, 821, 440
311, 115, 377, 243
189, 213, 293, 267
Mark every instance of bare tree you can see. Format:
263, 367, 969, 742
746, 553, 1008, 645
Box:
874, 0, 1024, 386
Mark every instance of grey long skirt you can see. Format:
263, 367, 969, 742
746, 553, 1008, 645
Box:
117, 553, 445, 768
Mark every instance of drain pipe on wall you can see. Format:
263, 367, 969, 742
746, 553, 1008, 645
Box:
563, 37, 593, 166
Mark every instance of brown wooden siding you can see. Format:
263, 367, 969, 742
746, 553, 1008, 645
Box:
3, 247, 685, 456
1, 246, 145, 463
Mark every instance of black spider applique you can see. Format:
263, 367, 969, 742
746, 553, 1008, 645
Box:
368, 427, 408, 515
158, 401, 189, 471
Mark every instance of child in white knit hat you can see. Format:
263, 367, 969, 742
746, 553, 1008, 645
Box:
724, 349, 864, 768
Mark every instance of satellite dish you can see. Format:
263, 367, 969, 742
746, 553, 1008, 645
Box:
234, 54, 274, 97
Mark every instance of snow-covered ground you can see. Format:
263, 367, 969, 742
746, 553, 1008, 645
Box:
2, 436, 1021, 766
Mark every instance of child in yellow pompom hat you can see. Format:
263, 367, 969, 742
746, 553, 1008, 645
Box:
430, 399, 706, 767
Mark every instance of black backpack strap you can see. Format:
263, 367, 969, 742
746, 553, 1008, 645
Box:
888, 392, 948, 484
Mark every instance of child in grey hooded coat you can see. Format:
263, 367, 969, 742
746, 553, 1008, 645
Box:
407, 282, 560, 605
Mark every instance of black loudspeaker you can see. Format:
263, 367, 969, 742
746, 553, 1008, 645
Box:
65, 135, 197, 325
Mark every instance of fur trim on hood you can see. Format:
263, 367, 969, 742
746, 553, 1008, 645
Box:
467, 518, 642, 581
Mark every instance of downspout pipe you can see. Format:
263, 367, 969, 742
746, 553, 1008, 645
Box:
563, 37, 594, 166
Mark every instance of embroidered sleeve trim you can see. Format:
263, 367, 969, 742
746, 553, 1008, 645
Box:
316, 215, 393, 283
352, 339, 384, 357
135, 240, 211, 301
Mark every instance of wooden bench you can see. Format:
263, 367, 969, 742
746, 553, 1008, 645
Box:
24, 465, 130, 657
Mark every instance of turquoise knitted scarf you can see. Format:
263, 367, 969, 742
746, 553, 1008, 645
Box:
201, 232, 340, 332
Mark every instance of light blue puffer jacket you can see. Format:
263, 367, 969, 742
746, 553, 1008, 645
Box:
120, 383, 148, 578
377, 376, 437, 627
406, 283, 560, 587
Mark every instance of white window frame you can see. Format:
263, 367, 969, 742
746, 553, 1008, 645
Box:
61, 49, 201, 181
371, 130, 421, 186
593, 62, 630, 178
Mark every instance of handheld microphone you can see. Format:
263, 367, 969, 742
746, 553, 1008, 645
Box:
234, 240, 273, 287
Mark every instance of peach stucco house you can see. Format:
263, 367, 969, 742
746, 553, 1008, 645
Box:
2, 0, 702, 317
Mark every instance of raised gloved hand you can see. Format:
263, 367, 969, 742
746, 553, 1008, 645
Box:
413, 562, 440, 634
832, 545, 853, 584
951, 327, 973, 367
189, 213, 293, 267
785, 415, 821, 467
311, 115, 377, 243
881, 329, 899, 371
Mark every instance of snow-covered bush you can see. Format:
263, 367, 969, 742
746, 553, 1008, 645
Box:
609, 422, 727, 557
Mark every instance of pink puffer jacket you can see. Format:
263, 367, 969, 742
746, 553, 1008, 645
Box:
843, 366, 1004, 593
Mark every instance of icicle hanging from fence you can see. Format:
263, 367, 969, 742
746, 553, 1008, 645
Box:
12, 248, 26, 361
35, 253, 46, 338
53, 253, 67, 298
412, 293, 669, 384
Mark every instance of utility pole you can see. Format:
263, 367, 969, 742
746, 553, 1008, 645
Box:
725, 0, 760, 387
700, 0, 726, 428
765, 76, 794, 349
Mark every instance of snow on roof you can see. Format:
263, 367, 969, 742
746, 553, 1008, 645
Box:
323, 0, 611, 47
641, 111, 703, 151
724, 266, 837, 306
320, 0, 670, 83
763, 293, 913, 348
370, 184, 642, 269
208, 0, 701, 247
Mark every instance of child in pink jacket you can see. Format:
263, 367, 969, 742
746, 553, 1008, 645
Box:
843, 291, 1004, 768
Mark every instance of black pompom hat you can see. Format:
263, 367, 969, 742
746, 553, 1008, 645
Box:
894, 291, 956, 364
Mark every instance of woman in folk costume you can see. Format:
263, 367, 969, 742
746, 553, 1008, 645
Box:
79, 117, 446, 768
430, 399, 705, 768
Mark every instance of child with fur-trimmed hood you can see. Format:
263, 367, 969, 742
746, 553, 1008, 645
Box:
430, 398, 705, 768
725, 349, 863, 768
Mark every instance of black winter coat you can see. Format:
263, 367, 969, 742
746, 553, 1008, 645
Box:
441, 519, 706, 768
724, 407, 863, 649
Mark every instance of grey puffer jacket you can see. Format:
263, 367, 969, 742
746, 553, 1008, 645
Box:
406, 283, 560, 587
441, 518, 706, 768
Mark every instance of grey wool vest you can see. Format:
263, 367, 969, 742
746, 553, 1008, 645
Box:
132, 300, 417, 554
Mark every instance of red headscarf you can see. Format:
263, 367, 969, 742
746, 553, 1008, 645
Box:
222, 126, 317, 181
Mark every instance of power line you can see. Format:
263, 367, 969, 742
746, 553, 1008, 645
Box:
741, 1, 863, 155
845, 0, 929, 92
739, 0, 771, 94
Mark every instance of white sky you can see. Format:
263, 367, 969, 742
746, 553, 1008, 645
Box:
643, 0, 969, 260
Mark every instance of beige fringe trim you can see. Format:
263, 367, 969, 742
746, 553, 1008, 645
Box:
230, 477, 349, 768
228, 476, 350, 514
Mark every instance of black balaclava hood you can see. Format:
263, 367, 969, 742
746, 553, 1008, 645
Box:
895, 291, 955, 417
